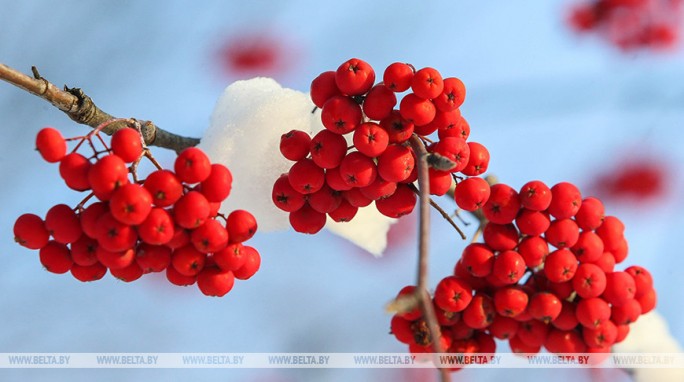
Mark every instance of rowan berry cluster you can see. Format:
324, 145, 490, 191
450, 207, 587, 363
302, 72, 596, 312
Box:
391, 180, 656, 368
569, 0, 682, 51
273, 58, 489, 233
13, 124, 260, 297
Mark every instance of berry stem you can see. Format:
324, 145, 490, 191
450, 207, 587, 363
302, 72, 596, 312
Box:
408, 134, 451, 382
0, 63, 199, 153
407, 183, 466, 240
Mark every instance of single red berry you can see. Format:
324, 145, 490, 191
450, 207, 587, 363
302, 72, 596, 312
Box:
482, 183, 521, 224
462, 293, 496, 329
310, 71, 342, 108
135, 243, 172, 273
493, 287, 529, 318
544, 248, 578, 283
573, 263, 607, 298
272, 173, 306, 212
548, 182, 582, 219
375, 184, 416, 218
70, 235, 99, 266
584, 319, 618, 348
289, 204, 326, 234
191, 219, 229, 253
95, 212, 137, 252
545, 329, 587, 354
625, 265, 653, 298
352, 122, 389, 158
390, 315, 415, 344
288, 158, 325, 194
143, 170, 183, 207
199, 164, 233, 202
39, 241, 73, 274
174, 147, 212, 184
489, 314, 520, 339
395, 286, 422, 321
461, 142, 489, 176
109, 184, 153, 225
461, 243, 495, 277
363, 84, 396, 121
328, 199, 358, 222
429, 137, 470, 173
309, 184, 343, 213
279, 129, 312, 161
171, 244, 206, 277
427, 169, 452, 196
383, 62, 414, 92
226, 209, 257, 243
110, 262, 144, 282
595, 216, 625, 252
491, 250, 526, 285
59, 153, 92, 191
517, 236, 549, 268
575, 297, 611, 328
44, 204, 82, 244
411, 67, 444, 100
545, 218, 580, 249
552, 301, 579, 331
571, 231, 604, 263
590, 251, 616, 273
111, 127, 143, 163
310, 129, 348, 169
342, 187, 373, 208
166, 265, 197, 286
399, 94, 436, 126
197, 266, 235, 297
96, 246, 135, 270
320, 96, 363, 135
437, 114, 470, 141
509, 334, 541, 354
174, 191, 211, 229
483, 223, 519, 251
377, 144, 415, 183
519, 180, 552, 211
233, 245, 260, 280
88, 154, 129, 200
36, 127, 67, 163
611, 298, 642, 325
14, 213, 50, 249
516, 320, 550, 348
528, 292, 563, 322
379, 110, 414, 144
515, 209, 550, 237
433, 77, 466, 112
575, 197, 605, 231
454, 177, 491, 211
71, 262, 107, 282
339, 152, 377, 188
79, 202, 108, 239
602, 271, 636, 307
335, 58, 375, 96
359, 177, 397, 201
434, 276, 473, 313
213, 243, 245, 271
636, 288, 656, 314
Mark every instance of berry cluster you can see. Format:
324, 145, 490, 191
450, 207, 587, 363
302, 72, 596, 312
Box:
273, 58, 489, 234
569, 0, 682, 51
13, 124, 260, 297
391, 180, 656, 368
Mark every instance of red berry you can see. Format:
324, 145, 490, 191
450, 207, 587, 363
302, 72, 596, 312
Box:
95, 212, 137, 252
493, 286, 529, 318
39, 241, 73, 274
576, 297, 611, 328
482, 183, 521, 224
433, 77, 466, 112
595, 216, 625, 252
359, 177, 397, 201
461, 142, 489, 176
174, 191, 211, 229
352, 122, 389, 158
363, 84, 396, 121
545, 218, 580, 249
226, 209, 257, 243
528, 292, 563, 322
339, 152, 377, 188
14, 213, 49, 249
111, 127, 143, 163
427, 169, 452, 196
375, 184, 416, 218
171, 244, 206, 277
272, 174, 306, 212
519, 180, 552, 211
174, 147, 212, 184
461, 243, 494, 277
545, 329, 587, 354
79, 202, 108, 239
602, 271, 636, 307
36, 127, 67, 163
625, 265, 653, 298
200, 164, 233, 202
288, 158, 325, 194
289, 204, 326, 234
548, 182, 582, 219
309, 184, 343, 213
575, 197, 605, 231
454, 177, 490, 211
342, 188, 373, 208
109, 184, 153, 225
552, 301, 579, 331
70, 235, 99, 266
583, 319, 618, 348
430, 137, 470, 173
483, 223, 519, 251
96, 246, 135, 270
88, 154, 129, 200
197, 266, 235, 297
320, 96, 363, 134
489, 315, 520, 339
135, 243, 172, 273
143, 170, 183, 208
515, 209, 550, 236
437, 114, 470, 141
518, 236, 549, 268
71, 262, 107, 282
544, 248, 578, 283
383, 62, 414, 92
611, 298, 642, 325
166, 265, 196, 286
434, 276, 473, 313
335, 58, 375, 96
462, 293, 495, 329
44, 204, 82, 244
411, 67, 444, 100
233, 245, 261, 280
491, 250, 526, 285
310, 71, 342, 108
191, 219, 229, 253
59, 153, 92, 191
379, 110, 414, 144
328, 200, 358, 222
310, 130, 348, 169
571, 231, 604, 263
213, 243, 245, 271
399, 93, 436, 126
110, 262, 144, 282
377, 144, 415, 183
573, 263, 607, 298
636, 288, 656, 314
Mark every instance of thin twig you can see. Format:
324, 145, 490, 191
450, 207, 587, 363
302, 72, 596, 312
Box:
408, 183, 466, 240
0, 63, 199, 153
408, 134, 451, 382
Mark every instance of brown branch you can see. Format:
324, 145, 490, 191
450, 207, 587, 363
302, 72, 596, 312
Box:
408, 184, 466, 240
0, 63, 199, 153
409, 134, 451, 382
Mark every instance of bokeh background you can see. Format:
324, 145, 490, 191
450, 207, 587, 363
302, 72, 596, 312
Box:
1, 1, 683, 381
